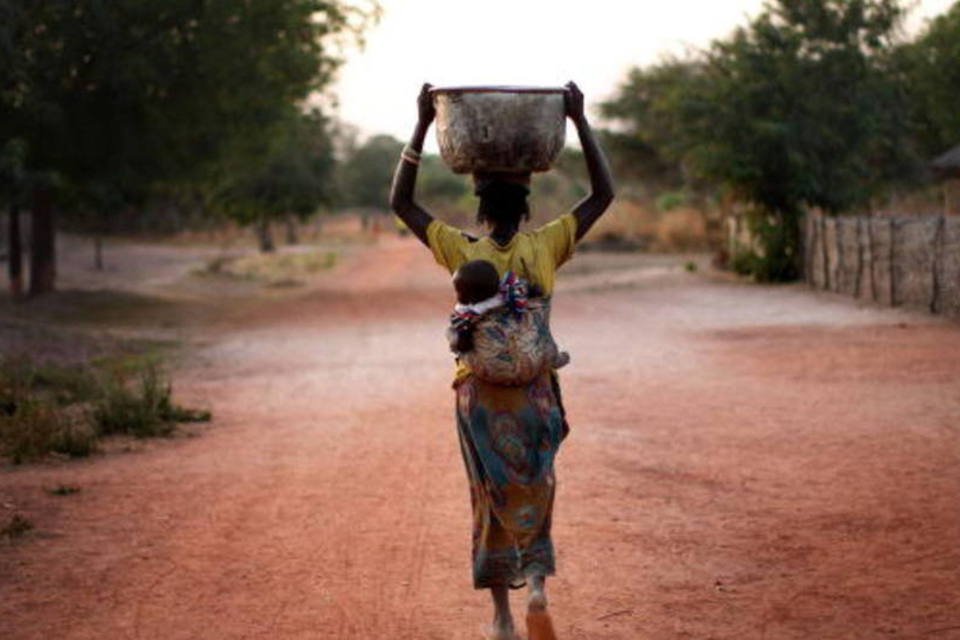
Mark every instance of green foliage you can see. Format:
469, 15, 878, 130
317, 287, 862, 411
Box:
0, 357, 210, 462
216, 108, 337, 226
656, 191, 688, 212
731, 207, 802, 282
603, 0, 921, 281
601, 59, 708, 188
1, 0, 376, 254
337, 134, 405, 209
0, 398, 97, 463
46, 485, 81, 496
336, 134, 470, 213
689, 0, 914, 216
30, 364, 100, 407
895, 3, 960, 159
93, 366, 208, 438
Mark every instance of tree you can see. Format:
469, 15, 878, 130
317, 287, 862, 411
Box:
337, 134, 405, 210
1, 0, 375, 292
604, 0, 925, 280
600, 59, 708, 188
216, 108, 338, 252
0, 141, 28, 298
896, 2, 960, 159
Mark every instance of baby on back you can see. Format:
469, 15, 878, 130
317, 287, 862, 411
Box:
448, 259, 568, 385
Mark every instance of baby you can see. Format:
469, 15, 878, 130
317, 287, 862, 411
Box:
448, 260, 569, 377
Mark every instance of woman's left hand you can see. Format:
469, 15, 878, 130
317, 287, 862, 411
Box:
564, 81, 585, 123
417, 82, 436, 125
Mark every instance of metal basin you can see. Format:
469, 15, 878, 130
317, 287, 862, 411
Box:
431, 86, 566, 175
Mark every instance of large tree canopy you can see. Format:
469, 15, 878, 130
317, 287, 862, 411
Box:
0, 0, 375, 291
896, 2, 960, 160
602, 0, 919, 281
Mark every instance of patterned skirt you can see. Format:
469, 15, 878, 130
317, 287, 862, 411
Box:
454, 372, 568, 589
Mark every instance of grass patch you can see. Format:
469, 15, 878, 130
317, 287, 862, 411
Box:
1, 514, 34, 539
0, 357, 210, 463
94, 366, 210, 438
46, 484, 81, 496
196, 250, 337, 286
0, 395, 98, 463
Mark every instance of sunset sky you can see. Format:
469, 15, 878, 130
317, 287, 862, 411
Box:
332, 0, 955, 149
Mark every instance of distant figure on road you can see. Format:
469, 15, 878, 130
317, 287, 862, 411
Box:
390, 81, 614, 640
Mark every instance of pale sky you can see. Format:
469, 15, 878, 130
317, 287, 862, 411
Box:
332, 0, 955, 150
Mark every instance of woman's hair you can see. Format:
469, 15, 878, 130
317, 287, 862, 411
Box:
476, 181, 530, 226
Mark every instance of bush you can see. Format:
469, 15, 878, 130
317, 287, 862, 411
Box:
0, 399, 97, 463
732, 207, 801, 282
93, 366, 210, 438
0, 357, 210, 462
655, 191, 688, 213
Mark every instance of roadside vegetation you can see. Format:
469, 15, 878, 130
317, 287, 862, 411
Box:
600, 0, 960, 281
6, 1, 958, 291
0, 356, 210, 464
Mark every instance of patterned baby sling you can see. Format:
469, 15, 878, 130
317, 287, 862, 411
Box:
451, 271, 565, 386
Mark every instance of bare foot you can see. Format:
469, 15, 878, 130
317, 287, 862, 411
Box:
483, 620, 519, 640
528, 575, 547, 612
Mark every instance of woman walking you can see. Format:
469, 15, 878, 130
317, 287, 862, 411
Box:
390, 82, 614, 640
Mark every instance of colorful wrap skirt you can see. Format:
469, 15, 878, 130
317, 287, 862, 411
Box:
454, 371, 568, 589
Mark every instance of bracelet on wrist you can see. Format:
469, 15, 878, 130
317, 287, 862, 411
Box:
401, 145, 422, 165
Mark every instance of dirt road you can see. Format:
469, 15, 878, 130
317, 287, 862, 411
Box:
2, 236, 960, 639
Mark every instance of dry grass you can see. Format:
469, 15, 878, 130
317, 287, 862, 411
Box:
584, 199, 711, 252
0, 357, 210, 463
197, 250, 337, 287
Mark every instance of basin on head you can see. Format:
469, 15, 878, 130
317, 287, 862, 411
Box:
431, 86, 567, 176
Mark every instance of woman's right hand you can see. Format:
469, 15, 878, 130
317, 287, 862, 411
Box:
417, 83, 435, 125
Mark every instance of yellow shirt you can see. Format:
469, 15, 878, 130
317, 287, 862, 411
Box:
427, 213, 578, 382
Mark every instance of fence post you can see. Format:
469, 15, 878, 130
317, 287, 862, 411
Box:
821, 216, 830, 291
854, 217, 863, 298
888, 218, 896, 306
867, 216, 877, 302
931, 215, 946, 313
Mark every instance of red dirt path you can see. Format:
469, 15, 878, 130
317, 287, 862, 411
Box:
2, 236, 960, 639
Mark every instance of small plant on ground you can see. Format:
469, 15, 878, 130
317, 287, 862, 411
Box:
46, 484, 81, 496
0, 357, 210, 462
0, 398, 98, 463
1, 514, 34, 540
93, 365, 210, 438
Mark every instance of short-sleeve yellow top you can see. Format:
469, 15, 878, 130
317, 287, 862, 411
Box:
427, 212, 578, 382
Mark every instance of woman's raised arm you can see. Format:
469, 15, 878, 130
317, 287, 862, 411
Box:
389, 83, 436, 246
565, 81, 616, 241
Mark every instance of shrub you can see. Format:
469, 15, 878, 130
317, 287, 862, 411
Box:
0, 357, 210, 462
93, 366, 210, 438
732, 207, 801, 282
0, 399, 97, 463
655, 191, 688, 212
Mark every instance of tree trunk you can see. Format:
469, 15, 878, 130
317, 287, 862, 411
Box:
8, 203, 23, 298
28, 187, 56, 296
285, 215, 299, 245
255, 218, 275, 253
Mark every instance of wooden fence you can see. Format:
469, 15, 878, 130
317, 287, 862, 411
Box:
805, 214, 960, 317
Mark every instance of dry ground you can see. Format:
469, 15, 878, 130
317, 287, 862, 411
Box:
1, 231, 959, 639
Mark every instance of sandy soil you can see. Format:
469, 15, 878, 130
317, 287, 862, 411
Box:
2, 234, 959, 639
